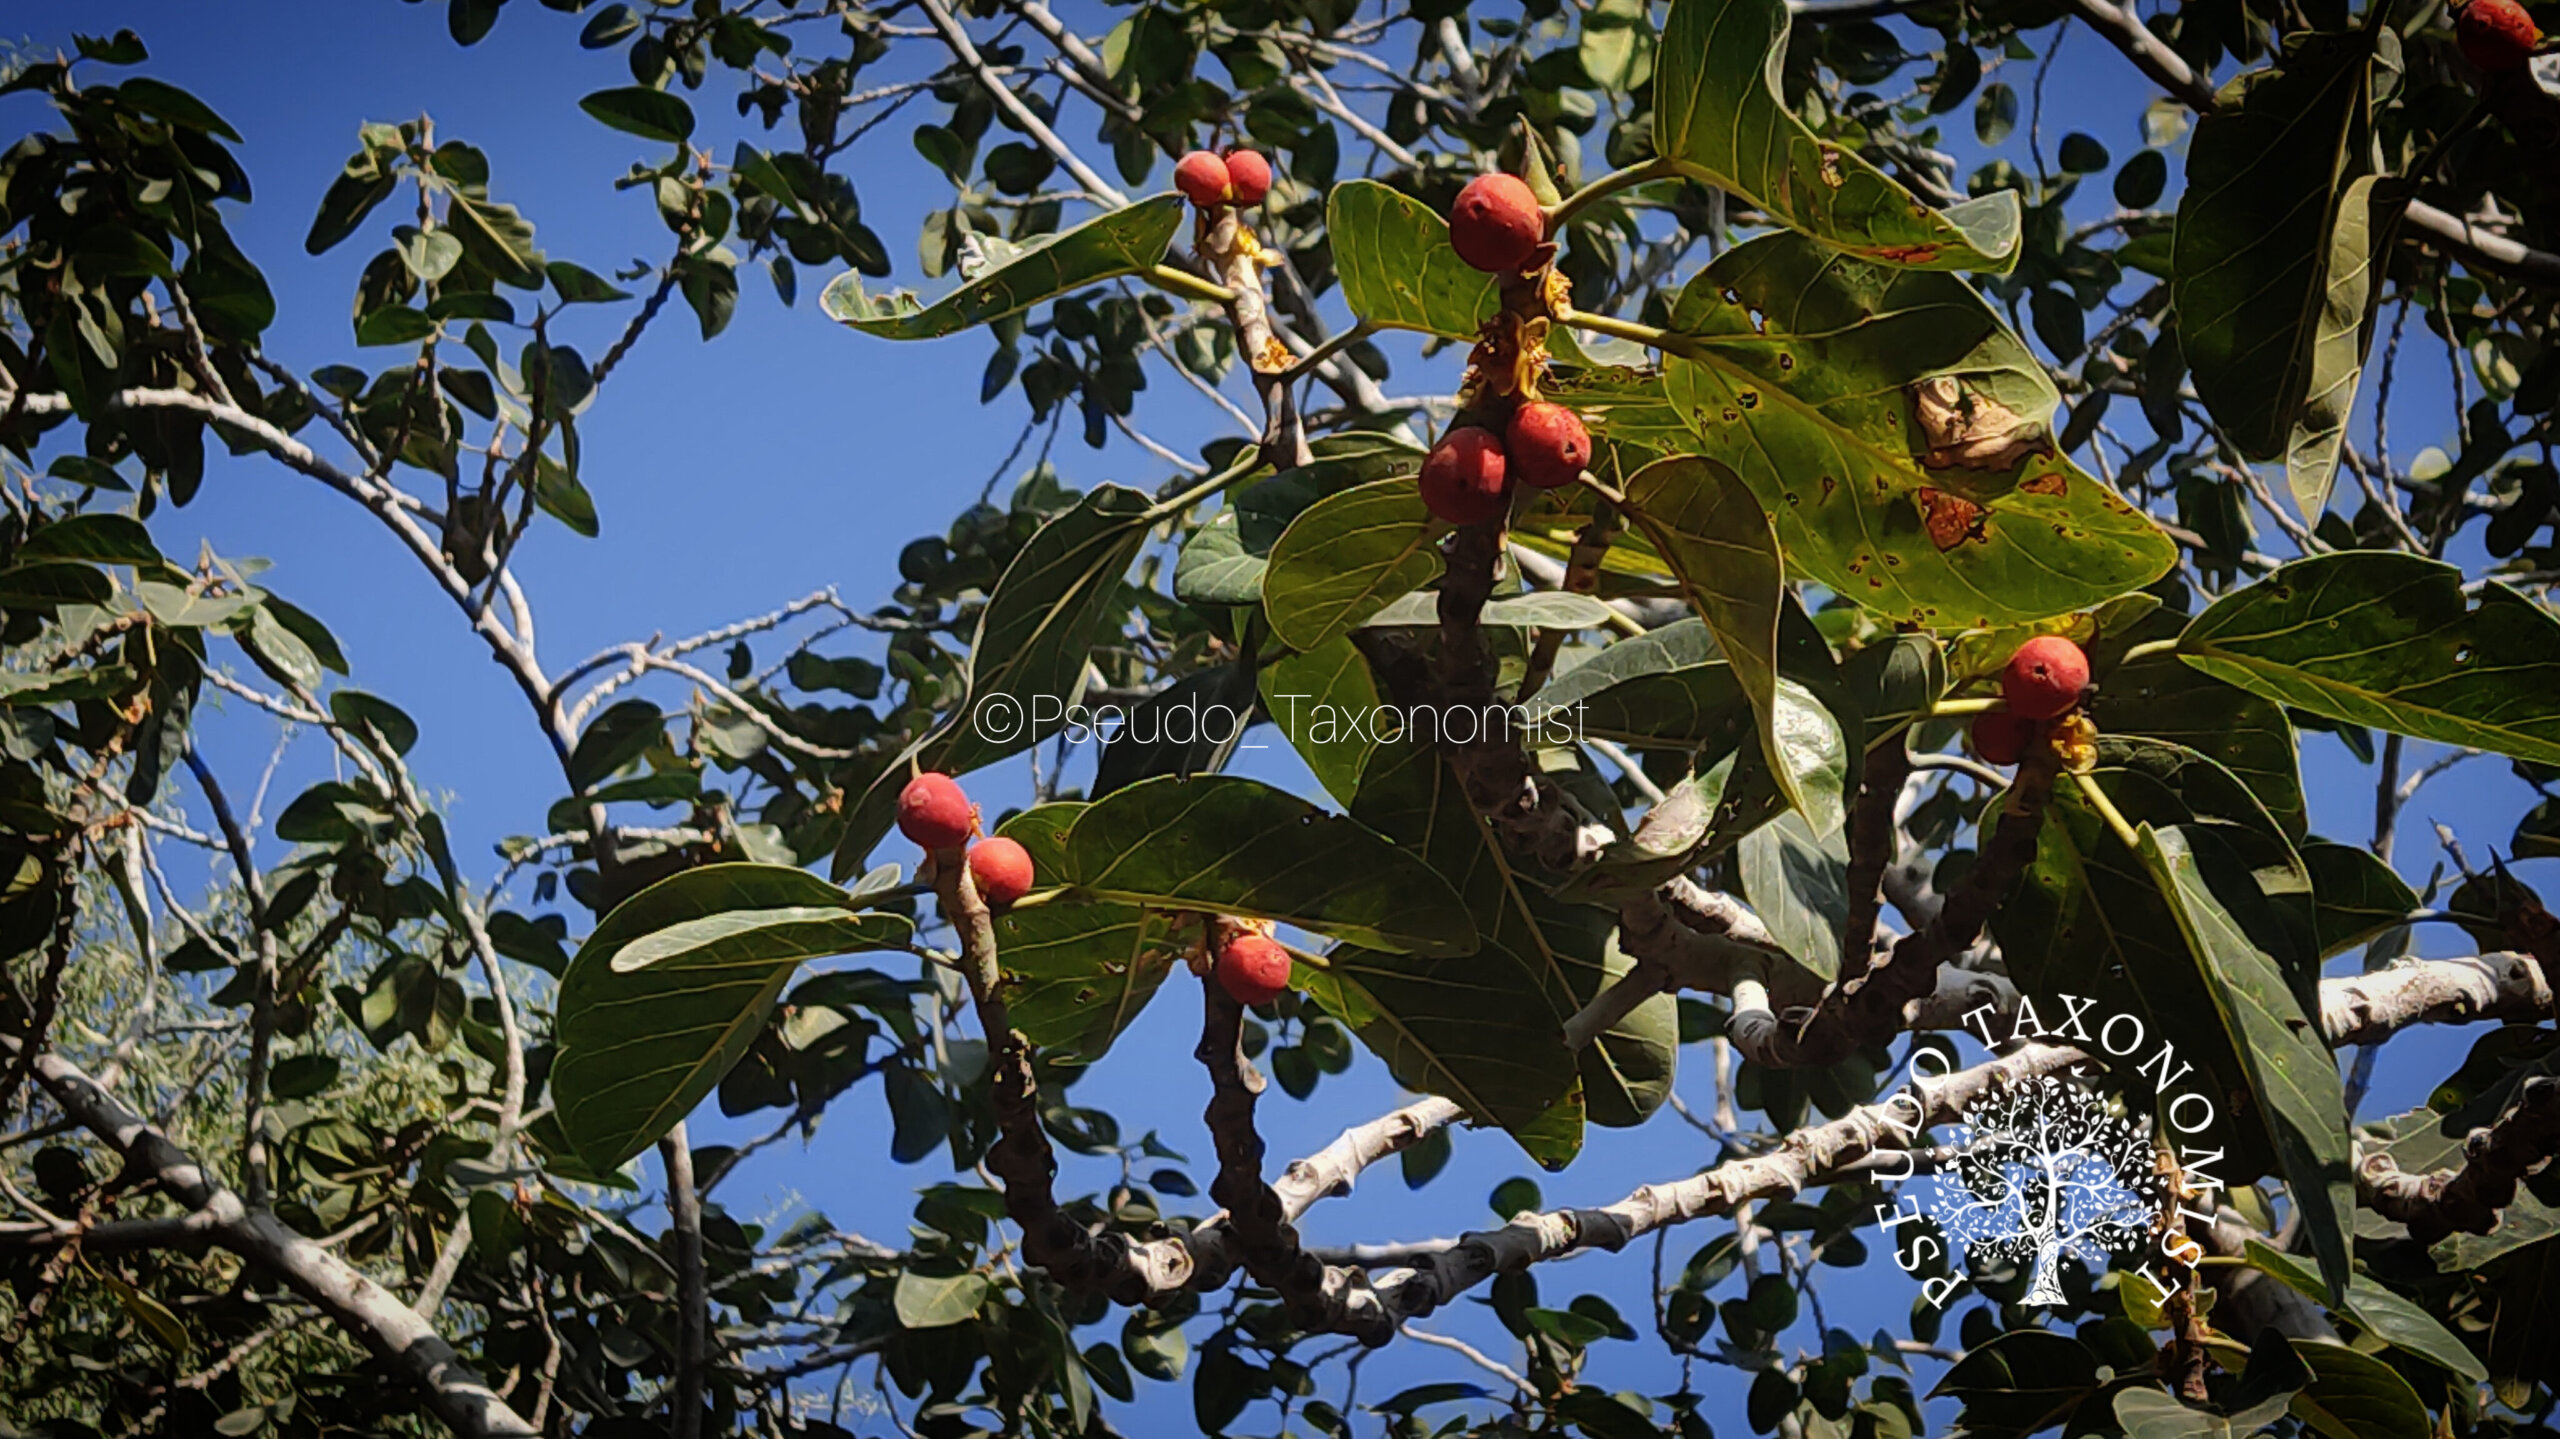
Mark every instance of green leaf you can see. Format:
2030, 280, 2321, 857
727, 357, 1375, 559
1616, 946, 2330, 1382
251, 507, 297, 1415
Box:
832, 486, 1155, 877
2176, 553, 2560, 765
16, 513, 161, 566
329, 690, 419, 757
137, 580, 252, 630
1624, 455, 1839, 835
552, 864, 911, 1167
355, 306, 438, 347
2286, 1338, 2433, 1439
1739, 809, 1846, 983
0, 563, 112, 610
569, 699, 665, 792
1311, 743, 1677, 1165
308, 166, 398, 257
894, 1268, 990, 1329
2114, 1389, 2295, 1439
267, 1053, 341, 1099
1261, 478, 1443, 652
2301, 840, 2417, 959
579, 86, 696, 143
1929, 1330, 2108, 1438
1642, 231, 2173, 628
1996, 741, 2343, 1295
1325, 180, 1502, 340
546, 259, 631, 305
2236, 1238, 2487, 1382
1533, 618, 1751, 749
1173, 509, 1267, 606
823, 197, 1184, 340
2095, 638, 2305, 838
992, 901, 1178, 1064
1059, 774, 1476, 957
1259, 637, 1386, 806
114, 77, 240, 140
444, 194, 544, 288
99, 1271, 189, 1357
2174, 28, 2397, 516
2137, 822, 2350, 1302
1652, 0, 2019, 270
1092, 664, 1256, 797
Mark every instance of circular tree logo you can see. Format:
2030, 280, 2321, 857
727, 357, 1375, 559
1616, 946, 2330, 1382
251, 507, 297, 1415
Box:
1919, 1072, 2165, 1307
1871, 995, 2227, 1311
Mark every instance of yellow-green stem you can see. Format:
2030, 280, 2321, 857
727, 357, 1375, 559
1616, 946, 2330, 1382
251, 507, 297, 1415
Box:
1148, 443, 1272, 522
2070, 769, 2144, 852
1144, 263, 1238, 306
1545, 156, 1682, 232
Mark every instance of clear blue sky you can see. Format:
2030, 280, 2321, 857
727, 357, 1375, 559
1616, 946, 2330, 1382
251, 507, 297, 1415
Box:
5, 2, 2536, 1432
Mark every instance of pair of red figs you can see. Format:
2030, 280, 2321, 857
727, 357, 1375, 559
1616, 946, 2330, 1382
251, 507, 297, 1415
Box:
1971, 636, 2091, 764
897, 772, 1293, 1005
1175, 148, 1274, 209
897, 772, 1034, 908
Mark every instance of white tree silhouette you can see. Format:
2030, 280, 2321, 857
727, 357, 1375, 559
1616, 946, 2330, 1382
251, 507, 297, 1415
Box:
1922, 1074, 2163, 1305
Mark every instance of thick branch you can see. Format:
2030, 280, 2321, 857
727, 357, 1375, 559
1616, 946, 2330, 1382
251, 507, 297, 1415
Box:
1838, 737, 1913, 984
2319, 952, 2551, 1046
937, 851, 1195, 1303
1197, 978, 1402, 1344
2358, 1076, 2560, 1245
1184, 1093, 1458, 1289
1727, 744, 2060, 1068
5, 1036, 534, 1437
1360, 1043, 2091, 1324
661, 1122, 708, 1439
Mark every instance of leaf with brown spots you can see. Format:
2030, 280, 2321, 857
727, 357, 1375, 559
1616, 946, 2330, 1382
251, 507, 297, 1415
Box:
1622, 230, 2173, 627
1917, 488, 1989, 551
1912, 376, 2056, 472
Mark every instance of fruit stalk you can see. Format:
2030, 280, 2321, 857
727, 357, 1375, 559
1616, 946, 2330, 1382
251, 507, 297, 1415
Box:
1195, 202, 1311, 468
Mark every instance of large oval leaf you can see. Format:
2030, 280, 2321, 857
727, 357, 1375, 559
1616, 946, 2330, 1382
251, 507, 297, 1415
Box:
2300, 839, 2418, 960
554, 863, 912, 1168
2175, 552, 2560, 765
832, 485, 1155, 877
2137, 822, 2351, 1301
2094, 642, 2306, 840
1639, 231, 2173, 628
1651, 0, 2019, 270
823, 196, 1184, 340
1624, 455, 1841, 836
2174, 28, 2396, 516
1326, 180, 1502, 339
991, 900, 1178, 1065
1059, 773, 1477, 957
1310, 742, 1678, 1166
1260, 477, 1443, 652
1992, 742, 2346, 1304
1259, 636, 1386, 807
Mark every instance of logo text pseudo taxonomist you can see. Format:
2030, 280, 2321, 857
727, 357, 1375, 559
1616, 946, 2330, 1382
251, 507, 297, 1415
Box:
1870, 992, 2228, 1310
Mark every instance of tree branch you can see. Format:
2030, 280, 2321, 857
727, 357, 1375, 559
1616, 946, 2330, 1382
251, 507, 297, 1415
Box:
916, 0, 1129, 207
1359, 1042, 2093, 1325
2318, 952, 2551, 1046
3, 1036, 535, 1437
1197, 973, 1405, 1344
1725, 742, 2060, 1068
2358, 1075, 2560, 1244
662, 1121, 708, 1439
